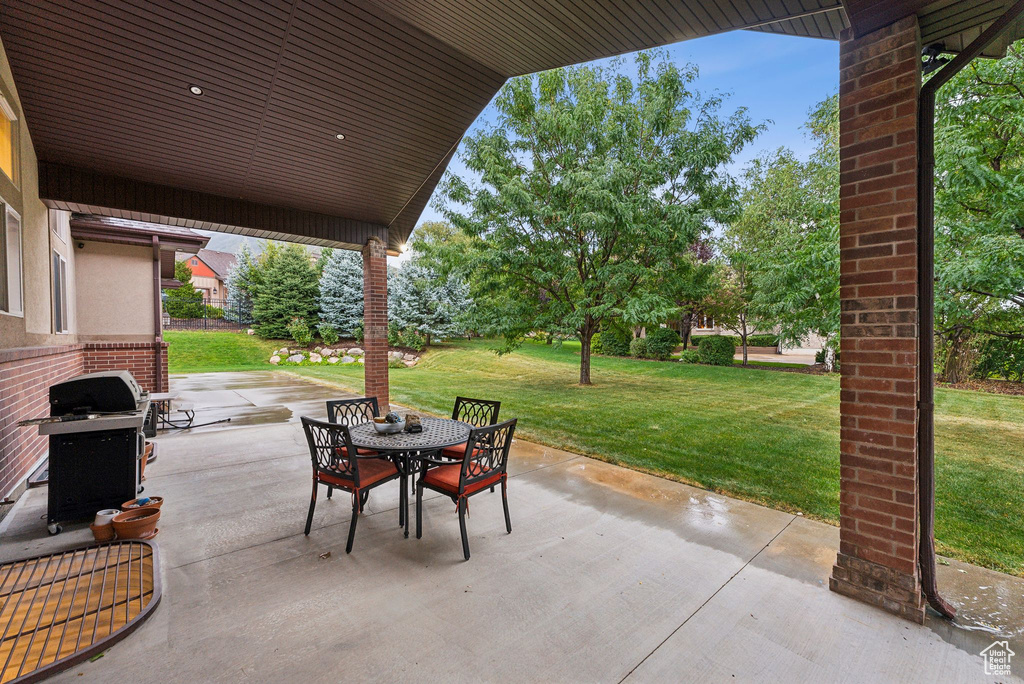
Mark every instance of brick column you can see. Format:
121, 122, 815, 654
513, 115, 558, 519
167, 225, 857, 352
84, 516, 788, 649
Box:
362, 237, 389, 414
829, 16, 926, 623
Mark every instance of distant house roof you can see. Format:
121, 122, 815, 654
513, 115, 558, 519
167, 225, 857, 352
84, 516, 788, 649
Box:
192, 249, 237, 280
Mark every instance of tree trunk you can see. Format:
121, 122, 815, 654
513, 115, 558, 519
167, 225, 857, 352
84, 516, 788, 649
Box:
425, 332, 431, 347
579, 326, 594, 385
681, 313, 693, 350
741, 319, 748, 366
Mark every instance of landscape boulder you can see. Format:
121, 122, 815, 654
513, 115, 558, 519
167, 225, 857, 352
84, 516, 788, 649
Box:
328, 357, 339, 364
404, 360, 416, 367
348, 347, 364, 356
309, 353, 322, 363
357, 357, 365, 364
403, 353, 416, 361
389, 351, 404, 361
286, 354, 305, 364
340, 355, 356, 364
269, 355, 281, 365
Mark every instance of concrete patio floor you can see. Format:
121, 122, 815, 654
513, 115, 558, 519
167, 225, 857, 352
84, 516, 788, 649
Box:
1, 371, 1020, 683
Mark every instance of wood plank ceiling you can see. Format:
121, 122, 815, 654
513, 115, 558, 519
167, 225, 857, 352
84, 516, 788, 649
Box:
0, 1, 1020, 251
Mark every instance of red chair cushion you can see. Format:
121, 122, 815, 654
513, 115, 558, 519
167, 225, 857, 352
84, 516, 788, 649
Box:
335, 446, 377, 458
318, 457, 397, 489
440, 442, 467, 459
423, 463, 503, 496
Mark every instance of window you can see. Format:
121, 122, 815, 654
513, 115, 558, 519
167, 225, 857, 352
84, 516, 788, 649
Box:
0, 201, 22, 316
53, 251, 69, 333
693, 313, 715, 330
50, 208, 68, 243
0, 93, 16, 182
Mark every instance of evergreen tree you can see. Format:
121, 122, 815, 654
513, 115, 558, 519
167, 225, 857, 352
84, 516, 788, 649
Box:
390, 257, 472, 344
251, 243, 320, 339
164, 260, 204, 318
318, 249, 364, 337
224, 243, 258, 324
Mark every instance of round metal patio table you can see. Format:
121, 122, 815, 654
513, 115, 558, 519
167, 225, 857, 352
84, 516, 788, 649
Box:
348, 417, 471, 538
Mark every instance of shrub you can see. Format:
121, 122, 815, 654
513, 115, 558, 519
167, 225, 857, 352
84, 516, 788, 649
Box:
746, 335, 779, 348
388, 321, 401, 347
597, 327, 632, 356
645, 327, 681, 360
354, 322, 364, 344
698, 335, 735, 366
678, 349, 700, 364
590, 332, 601, 354
205, 304, 225, 319
629, 337, 649, 358
388, 358, 406, 369
287, 318, 313, 347
318, 322, 339, 346
974, 336, 1024, 382
399, 327, 426, 352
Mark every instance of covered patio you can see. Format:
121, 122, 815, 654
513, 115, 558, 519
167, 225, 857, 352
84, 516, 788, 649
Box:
1, 371, 1018, 682
0, 1, 1023, 679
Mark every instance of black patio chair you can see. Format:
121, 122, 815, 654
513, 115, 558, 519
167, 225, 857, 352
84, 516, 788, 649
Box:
327, 396, 379, 426
301, 416, 400, 553
440, 396, 501, 459
325, 397, 380, 499
416, 418, 517, 560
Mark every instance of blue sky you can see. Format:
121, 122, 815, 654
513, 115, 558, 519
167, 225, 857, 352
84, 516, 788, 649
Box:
416, 29, 839, 227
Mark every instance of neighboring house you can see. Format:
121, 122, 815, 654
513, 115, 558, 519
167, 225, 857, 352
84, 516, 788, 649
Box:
178, 248, 236, 301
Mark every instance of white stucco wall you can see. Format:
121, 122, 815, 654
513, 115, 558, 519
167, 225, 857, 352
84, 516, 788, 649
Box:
74, 241, 154, 342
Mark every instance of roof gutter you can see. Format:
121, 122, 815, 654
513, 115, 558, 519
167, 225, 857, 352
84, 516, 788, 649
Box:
916, 0, 1024, 620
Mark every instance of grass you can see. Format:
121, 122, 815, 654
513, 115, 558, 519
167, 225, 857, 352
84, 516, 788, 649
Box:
165, 330, 289, 373
168, 331, 1024, 575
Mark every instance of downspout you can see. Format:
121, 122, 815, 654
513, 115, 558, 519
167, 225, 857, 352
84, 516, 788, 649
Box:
916, 0, 1024, 619
152, 235, 164, 393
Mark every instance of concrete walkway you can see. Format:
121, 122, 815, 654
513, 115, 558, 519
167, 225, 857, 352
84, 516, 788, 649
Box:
1, 372, 1020, 682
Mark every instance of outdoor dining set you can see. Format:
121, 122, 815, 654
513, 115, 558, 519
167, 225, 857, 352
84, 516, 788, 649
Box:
300, 397, 517, 560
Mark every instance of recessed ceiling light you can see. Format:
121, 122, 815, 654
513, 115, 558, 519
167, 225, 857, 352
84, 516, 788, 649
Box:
335, 133, 346, 140
189, 85, 204, 96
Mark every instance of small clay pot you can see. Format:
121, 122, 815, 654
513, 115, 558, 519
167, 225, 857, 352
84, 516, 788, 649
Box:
112, 506, 161, 539
89, 522, 115, 543
122, 496, 163, 510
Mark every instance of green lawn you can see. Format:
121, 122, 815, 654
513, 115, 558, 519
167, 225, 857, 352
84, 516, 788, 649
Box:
165, 330, 289, 372
167, 332, 1024, 575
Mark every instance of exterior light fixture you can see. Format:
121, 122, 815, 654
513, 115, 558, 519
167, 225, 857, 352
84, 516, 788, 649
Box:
335, 133, 346, 140
189, 85, 204, 96
399, 243, 407, 253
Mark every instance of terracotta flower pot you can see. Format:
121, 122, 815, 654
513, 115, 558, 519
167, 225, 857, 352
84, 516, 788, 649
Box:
112, 506, 161, 540
140, 442, 154, 481
122, 496, 163, 510
89, 522, 115, 542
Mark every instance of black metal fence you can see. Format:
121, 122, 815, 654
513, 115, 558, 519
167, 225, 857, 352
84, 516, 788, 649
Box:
162, 296, 254, 331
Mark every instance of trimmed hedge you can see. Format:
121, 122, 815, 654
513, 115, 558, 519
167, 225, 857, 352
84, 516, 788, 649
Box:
695, 334, 779, 348
629, 337, 648, 358
697, 335, 736, 366
596, 327, 632, 356
645, 327, 681, 360
678, 349, 700, 364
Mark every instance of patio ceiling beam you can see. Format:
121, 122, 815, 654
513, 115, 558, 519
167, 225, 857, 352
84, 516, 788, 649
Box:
38, 162, 389, 253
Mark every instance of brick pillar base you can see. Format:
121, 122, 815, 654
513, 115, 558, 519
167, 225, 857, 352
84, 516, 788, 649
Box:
831, 15, 925, 623
362, 237, 389, 414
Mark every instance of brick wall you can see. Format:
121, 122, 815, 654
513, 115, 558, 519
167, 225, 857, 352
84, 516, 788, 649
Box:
0, 345, 85, 499
362, 238, 389, 414
82, 342, 168, 393
0, 341, 166, 500
829, 15, 925, 623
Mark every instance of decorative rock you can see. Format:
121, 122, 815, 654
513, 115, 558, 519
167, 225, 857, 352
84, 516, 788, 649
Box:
286, 354, 305, 363
404, 360, 416, 367
314, 346, 322, 353
403, 353, 416, 361
388, 351, 404, 361
247, 329, 255, 335
340, 355, 356, 364
328, 357, 339, 364
269, 355, 281, 365
348, 347, 364, 356
357, 357, 365, 364
330, 348, 339, 356
309, 353, 322, 363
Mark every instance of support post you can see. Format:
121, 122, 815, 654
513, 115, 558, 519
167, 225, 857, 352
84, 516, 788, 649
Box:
362, 237, 389, 414
830, 15, 926, 623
